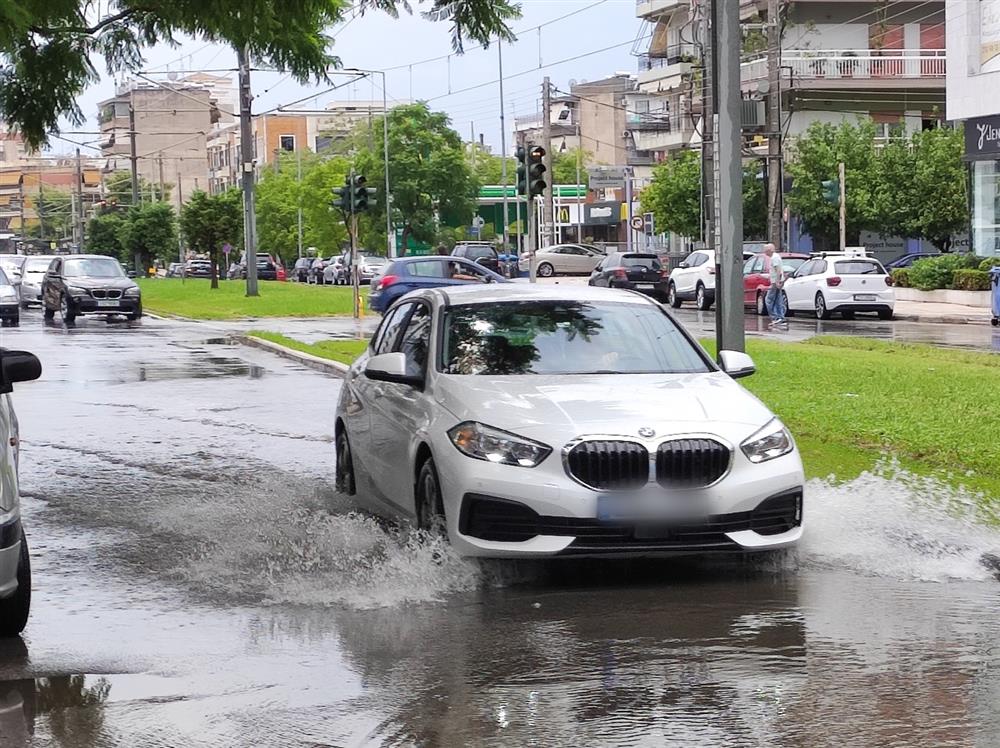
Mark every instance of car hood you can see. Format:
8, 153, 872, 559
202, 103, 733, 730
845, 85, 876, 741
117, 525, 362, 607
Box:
433, 372, 774, 442
64, 276, 137, 290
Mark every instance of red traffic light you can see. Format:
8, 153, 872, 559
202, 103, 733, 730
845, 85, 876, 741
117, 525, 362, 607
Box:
529, 146, 546, 160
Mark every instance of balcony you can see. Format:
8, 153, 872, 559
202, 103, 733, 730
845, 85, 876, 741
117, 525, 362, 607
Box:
637, 46, 699, 92
636, 0, 687, 19
741, 49, 946, 89
627, 114, 698, 152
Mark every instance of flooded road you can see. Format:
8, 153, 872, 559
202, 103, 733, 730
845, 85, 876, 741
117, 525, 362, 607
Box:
1, 310, 999, 747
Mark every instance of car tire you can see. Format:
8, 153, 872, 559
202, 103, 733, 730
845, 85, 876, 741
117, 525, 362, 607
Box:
416, 456, 447, 536
59, 294, 76, 324
335, 428, 356, 496
10, 315, 19, 327
781, 291, 793, 318
878, 309, 894, 320
128, 304, 143, 321
537, 262, 554, 278
0, 532, 31, 637
756, 292, 767, 316
696, 283, 711, 311
668, 283, 682, 308
841, 310, 856, 320
815, 293, 831, 320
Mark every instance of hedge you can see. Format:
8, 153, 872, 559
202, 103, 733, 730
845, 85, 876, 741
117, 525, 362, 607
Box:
981, 258, 1000, 273
890, 268, 910, 287
907, 254, 992, 291
952, 269, 993, 291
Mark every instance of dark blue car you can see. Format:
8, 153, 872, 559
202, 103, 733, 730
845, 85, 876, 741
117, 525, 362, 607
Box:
884, 252, 941, 270
367, 255, 507, 313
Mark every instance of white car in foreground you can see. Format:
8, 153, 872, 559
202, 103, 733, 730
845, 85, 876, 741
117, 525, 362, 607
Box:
335, 284, 804, 558
782, 252, 895, 320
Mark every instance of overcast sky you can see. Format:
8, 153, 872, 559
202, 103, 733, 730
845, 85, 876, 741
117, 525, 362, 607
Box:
59, 0, 643, 156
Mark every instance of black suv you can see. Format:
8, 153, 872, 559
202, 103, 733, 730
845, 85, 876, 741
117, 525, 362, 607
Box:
41, 255, 142, 323
241, 253, 279, 281
451, 242, 501, 274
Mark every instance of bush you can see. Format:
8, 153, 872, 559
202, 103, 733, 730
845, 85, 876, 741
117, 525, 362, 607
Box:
952, 269, 993, 291
908, 254, 970, 290
980, 257, 1000, 273
890, 268, 910, 288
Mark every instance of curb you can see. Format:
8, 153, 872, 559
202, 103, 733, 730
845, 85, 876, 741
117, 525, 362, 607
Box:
893, 313, 993, 326
234, 334, 350, 377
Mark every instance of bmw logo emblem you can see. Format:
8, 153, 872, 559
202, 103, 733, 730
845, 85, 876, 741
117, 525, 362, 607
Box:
638, 427, 656, 438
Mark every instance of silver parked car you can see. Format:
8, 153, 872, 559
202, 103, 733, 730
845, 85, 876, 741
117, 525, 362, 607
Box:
17, 255, 56, 307
0, 347, 41, 636
519, 244, 605, 277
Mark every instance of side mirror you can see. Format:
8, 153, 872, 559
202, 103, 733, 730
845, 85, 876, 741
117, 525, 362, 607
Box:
0, 350, 42, 394
718, 350, 755, 379
365, 352, 424, 388
678, 261, 689, 269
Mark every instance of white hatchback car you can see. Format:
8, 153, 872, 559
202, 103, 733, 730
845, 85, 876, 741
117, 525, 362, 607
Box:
782, 253, 895, 320
668, 249, 716, 311
335, 284, 804, 558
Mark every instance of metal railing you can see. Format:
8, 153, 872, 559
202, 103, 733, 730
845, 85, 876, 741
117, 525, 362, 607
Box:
638, 45, 700, 72
741, 49, 946, 83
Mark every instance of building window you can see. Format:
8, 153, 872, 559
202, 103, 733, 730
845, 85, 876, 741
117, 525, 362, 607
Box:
280, 135, 296, 152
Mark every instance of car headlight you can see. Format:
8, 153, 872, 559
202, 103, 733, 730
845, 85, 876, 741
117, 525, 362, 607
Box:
124, 287, 141, 298
66, 285, 89, 296
0, 288, 16, 302
741, 418, 794, 464
448, 421, 552, 468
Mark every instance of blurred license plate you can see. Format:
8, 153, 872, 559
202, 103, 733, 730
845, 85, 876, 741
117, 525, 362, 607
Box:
597, 493, 696, 521
96, 299, 119, 308
854, 294, 876, 302
635, 283, 655, 289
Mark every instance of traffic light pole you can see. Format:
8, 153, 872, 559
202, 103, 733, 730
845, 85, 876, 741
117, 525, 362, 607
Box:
838, 161, 846, 251
350, 167, 361, 319
238, 45, 260, 297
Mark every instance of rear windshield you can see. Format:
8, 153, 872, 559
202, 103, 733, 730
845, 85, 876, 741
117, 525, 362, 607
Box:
621, 255, 662, 270
835, 260, 884, 275
462, 246, 494, 260
24, 258, 52, 272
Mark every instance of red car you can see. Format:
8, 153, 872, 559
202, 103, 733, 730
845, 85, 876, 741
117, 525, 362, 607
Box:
743, 252, 810, 316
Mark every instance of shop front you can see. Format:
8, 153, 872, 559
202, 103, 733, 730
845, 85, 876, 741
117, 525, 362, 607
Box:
965, 115, 1000, 258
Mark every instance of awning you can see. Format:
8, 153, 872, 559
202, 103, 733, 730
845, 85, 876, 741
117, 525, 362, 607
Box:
0, 172, 22, 187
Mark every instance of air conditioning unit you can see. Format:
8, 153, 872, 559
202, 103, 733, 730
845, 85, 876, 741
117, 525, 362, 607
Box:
741, 100, 765, 129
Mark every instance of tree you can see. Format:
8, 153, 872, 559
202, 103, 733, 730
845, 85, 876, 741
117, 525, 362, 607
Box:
907, 125, 968, 250
469, 149, 513, 185
117, 202, 178, 271
1, 1, 519, 149
641, 150, 702, 239
785, 119, 879, 248
180, 189, 242, 288
551, 148, 590, 187
30, 186, 74, 240
85, 213, 126, 261
354, 103, 478, 253
256, 153, 309, 263
299, 154, 351, 255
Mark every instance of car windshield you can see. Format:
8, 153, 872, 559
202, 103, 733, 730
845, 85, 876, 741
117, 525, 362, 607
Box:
783, 258, 806, 272
0, 257, 24, 273
835, 260, 884, 275
0, 268, 9, 285
441, 300, 711, 376
24, 258, 52, 272
621, 255, 662, 270
64, 258, 125, 278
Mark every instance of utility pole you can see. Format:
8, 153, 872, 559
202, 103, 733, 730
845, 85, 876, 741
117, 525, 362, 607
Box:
498, 42, 510, 252
177, 168, 184, 263
74, 148, 84, 249
129, 98, 141, 273
766, 0, 783, 248
296, 146, 303, 259
17, 178, 24, 250
575, 121, 584, 243
541, 77, 554, 248
349, 168, 361, 319
157, 154, 165, 202
712, 0, 745, 355
237, 45, 259, 297
700, 2, 715, 256
838, 161, 846, 251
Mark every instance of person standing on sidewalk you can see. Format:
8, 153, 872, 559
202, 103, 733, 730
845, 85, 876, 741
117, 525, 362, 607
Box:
763, 243, 788, 329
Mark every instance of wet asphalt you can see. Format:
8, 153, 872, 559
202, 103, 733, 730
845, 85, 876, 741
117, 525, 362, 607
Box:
0, 307, 999, 747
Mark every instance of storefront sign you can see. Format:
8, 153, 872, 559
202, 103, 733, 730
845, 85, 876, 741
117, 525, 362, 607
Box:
587, 167, 627, 189
964, 114, 1000, 159
585, 201, 622, 225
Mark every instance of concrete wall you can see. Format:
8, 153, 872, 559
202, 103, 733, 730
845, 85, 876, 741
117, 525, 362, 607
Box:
947, 0, 1000, 119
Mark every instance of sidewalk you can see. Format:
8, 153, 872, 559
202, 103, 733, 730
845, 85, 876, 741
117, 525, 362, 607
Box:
893, 300, 994, 325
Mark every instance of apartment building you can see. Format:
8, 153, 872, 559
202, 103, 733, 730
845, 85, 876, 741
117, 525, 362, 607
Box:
99, 81, 218, 202
635, 0, 946, 149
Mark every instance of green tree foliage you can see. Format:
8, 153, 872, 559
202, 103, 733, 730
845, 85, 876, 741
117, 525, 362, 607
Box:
641, 150, 701, 239
180, 189, 242, 288
103, 171, 168, 207
85, 213, 126, 261
256, 153, 308, 262
31, 186, 74, 239
785, 119, 879, 248
300, 154, 351, 255
469, 148, 513, 185
551, 148, 590, 187
354, 103, 477, 253
117, 202, 178, 270
1, 0, 519, 149
907, 126, 968, 250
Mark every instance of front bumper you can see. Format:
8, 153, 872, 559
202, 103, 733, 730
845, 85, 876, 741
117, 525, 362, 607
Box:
436, 441, 804, 558
0, 302, 18, 319
19, 283, 42, 305
69, 295, 141, 315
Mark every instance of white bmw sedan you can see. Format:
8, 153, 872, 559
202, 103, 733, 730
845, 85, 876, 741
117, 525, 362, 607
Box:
335, 284, 804, 558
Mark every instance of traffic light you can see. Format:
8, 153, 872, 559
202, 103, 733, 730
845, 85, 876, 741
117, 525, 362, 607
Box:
351, 174, 376, 212
821, 179, 839, 205
515, 146, 527, 196
331, 177, 351, 212
528, 145, 547, 199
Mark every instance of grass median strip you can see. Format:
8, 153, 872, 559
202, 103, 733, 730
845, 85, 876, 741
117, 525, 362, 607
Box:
704, 336, 1000, 499
247, 331, 369, 366
138, 278, 366, 319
